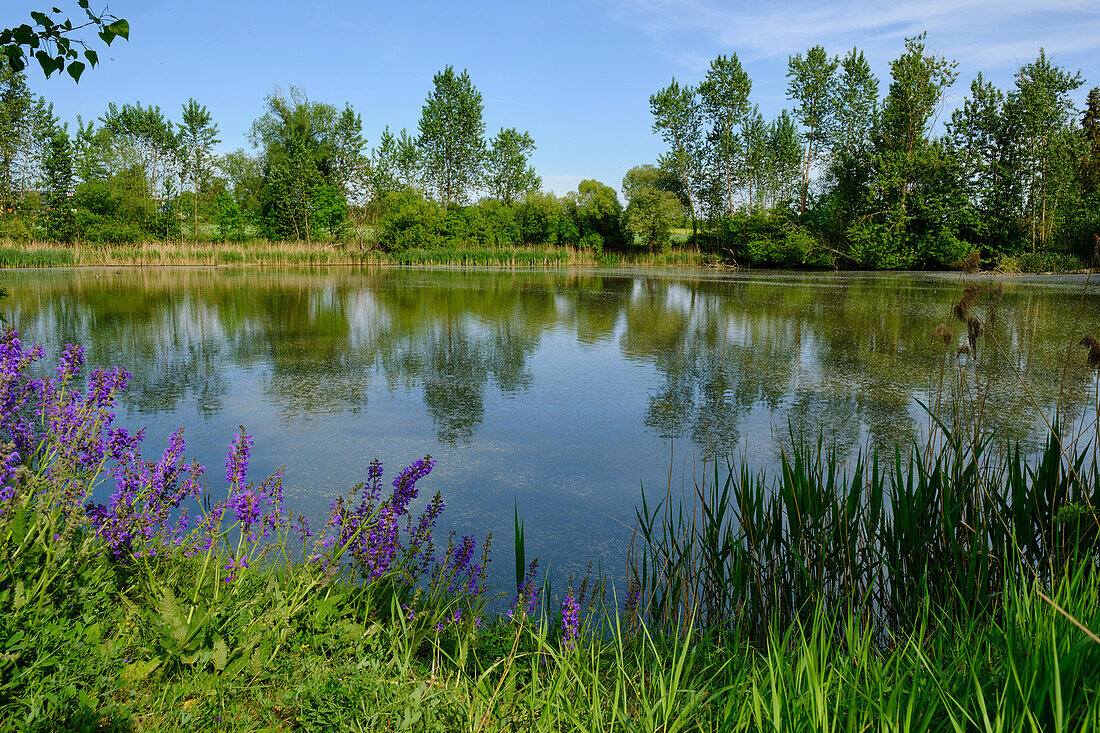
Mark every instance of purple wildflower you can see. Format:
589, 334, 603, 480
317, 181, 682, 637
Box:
223, 555, 249, 582
56, 343, 85, 381
225, 428, 252, 487
0, 447, 19, 512
511, 559, 540, 618
561, 593, 580, 650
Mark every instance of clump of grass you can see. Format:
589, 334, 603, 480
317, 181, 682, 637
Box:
0, 245, 75, 267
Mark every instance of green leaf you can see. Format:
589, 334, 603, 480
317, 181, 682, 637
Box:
66, 60, 84, 82
84, 48, 97, 66
98, 29, 114, 46
212, 637, 228, 672
106, 19, 129, 40
35, 50, 56, 76
156, 586, 187, 643
121, 658, 160, 683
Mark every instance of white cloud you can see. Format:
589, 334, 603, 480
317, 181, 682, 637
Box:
616, 0, 1100, 73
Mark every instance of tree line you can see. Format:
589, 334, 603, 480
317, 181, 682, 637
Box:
1, 34, 1098, 269
640, 33, 1100, 268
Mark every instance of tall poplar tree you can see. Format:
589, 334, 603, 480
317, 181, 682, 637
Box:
485, 127, 540, 204
179, 98, 219, 245
698, 55, 752, 218
787, 45, 838, 214
832, 48, 878, 159
650, 79, 703, 232
1008, 50, 1083, 249
874, 33, 957, 238
417, 66, 485, 207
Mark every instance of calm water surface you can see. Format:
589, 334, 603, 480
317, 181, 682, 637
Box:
4, 266, 1098, 590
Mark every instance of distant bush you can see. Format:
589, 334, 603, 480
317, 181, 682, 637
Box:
997, 250, 1086, 273
719, 208, 829, 267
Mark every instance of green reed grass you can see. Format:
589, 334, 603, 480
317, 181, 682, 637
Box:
0, 239, 722, 269
629, 425, 1100, 643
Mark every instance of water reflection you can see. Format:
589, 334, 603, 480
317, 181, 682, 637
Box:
4, 266, 1098, 587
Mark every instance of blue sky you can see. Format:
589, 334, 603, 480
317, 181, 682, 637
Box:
12, 0, 1100, 197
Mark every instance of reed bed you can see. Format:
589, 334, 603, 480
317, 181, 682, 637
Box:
0, 239, 715, 269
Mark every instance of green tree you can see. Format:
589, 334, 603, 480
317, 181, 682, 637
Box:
0, 68, 41, 210
101, 102, 181, 218
868, 32, 958, 258
485, 127, 540, 204
946, 74, 1024, 251
650, 79, 704, 232
417, 66, 486, 207
72, 115, 110, 182
623, 165, 682, 250
1, 2, 127, 81
369, 126, 422, 200
516, 190, 561, 244
217, 149, 262, 229
179, 99, 220, 245
1008, 50, 1083, 250
763, 111, 803, 209
787, 45, 838, 214
740, 108, 768, 209
698, 54, 752, 217
212, 189, 245, 242
568, 179, 623, 250
832, 48, 878, 159
249, 88, 352, 241
1081, 87, 1100, 195
330, 104, 368, 205
42, 124, 74, 241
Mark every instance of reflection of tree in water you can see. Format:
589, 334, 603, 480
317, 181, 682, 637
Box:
422, 327, 488, 444
384, 317, 540, 444
252, 288, 376, 419
6, 267, 1100, 456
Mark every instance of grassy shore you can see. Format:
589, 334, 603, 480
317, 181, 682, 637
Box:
3, 271, 1100, 730
0, 240, 715, 269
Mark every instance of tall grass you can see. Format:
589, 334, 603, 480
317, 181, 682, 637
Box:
0, 239, 717, 269
629, 427, 1100, 642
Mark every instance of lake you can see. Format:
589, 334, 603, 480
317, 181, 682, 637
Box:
4, 266, 1098, 593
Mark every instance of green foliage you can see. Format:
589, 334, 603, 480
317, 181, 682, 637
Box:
376, 189, 444, 249
998, 250, 1086, 273
1, 2, 128, 81
698, 54, 752, 218
516, 190, 561, 244
650, 79, 704, 228
623, 166, 683, 250
212, 190, 246, 242
71, 167, 157, 242
486, 127, 540, 205
179, 99, 220, 245
250, 88, 355, 242
719, 208, 828, 267
569, 179, 625, 249
787, 45, 839, 213
417, 66, 486, 207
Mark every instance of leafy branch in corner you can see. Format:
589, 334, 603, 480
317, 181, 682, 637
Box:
1, 1, 128, 82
